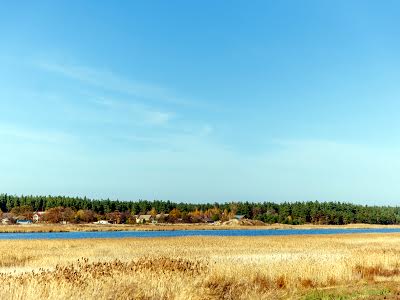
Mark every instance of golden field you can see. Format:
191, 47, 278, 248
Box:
1, 234, 400, 299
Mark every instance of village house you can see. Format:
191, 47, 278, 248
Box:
33, 211, 46, 223
136, 215, 153, 224
156, 213, 169, 219
1, 213, 13, 225
1, 217, 10, 225
93, 220, 110, 225
154, 213, 169, 223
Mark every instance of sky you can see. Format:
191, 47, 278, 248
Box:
1, 1, 400, 204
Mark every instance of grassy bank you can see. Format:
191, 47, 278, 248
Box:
2, 223, 400, 233
1, 234, 400, 299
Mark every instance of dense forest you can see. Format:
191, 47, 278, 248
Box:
0, 193, 399, 225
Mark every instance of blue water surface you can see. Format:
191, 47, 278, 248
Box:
1, 228, 400, 240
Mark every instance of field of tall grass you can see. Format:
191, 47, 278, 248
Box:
1, 234, 400, 299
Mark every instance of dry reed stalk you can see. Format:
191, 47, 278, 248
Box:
0, 234, 399, 299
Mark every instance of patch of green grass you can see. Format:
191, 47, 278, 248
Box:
365, 288, 391, 296
302, 287, 391, 300
302, 290, 351, 300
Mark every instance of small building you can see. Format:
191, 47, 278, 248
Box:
16, 220, 33, 225
203, 217, 214, 223
1, 218, 10, 225
233, 215, 246, 220
156, 213, 169, 218
136, 215, 153, 224
33, 211, 46, 223
94, 220, 110, 225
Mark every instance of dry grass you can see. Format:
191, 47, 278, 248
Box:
1, 234, 400, 299
2, 223, 400, 233
0, 223, 260, 232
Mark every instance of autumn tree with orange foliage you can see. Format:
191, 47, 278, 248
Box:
11, 205, 33, 220
204, 207, 221, 221
149, 208, 157, 217
45, 207, 75, 223
168, 208, 181, 222
76, 209, 96, 223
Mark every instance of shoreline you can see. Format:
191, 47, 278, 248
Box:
1, 222, 400, 233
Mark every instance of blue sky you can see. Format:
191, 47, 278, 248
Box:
1, 1, 400, 204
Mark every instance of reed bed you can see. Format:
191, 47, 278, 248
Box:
0, 234, 400, 299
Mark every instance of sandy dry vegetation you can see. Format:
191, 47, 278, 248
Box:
1, 234, 400, 299
2, 222, 400, 233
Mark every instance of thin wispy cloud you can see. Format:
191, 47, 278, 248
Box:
87, 94, 175, 126
145, 111, 174, 125
114, 123, 216, 149
36, 62, 196, 106
0, 123, 74, 145
31, 61, 215, 140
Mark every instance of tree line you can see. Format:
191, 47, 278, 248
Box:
0, 193, 399, 225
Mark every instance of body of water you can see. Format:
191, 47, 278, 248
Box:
1, 228, 400, 239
